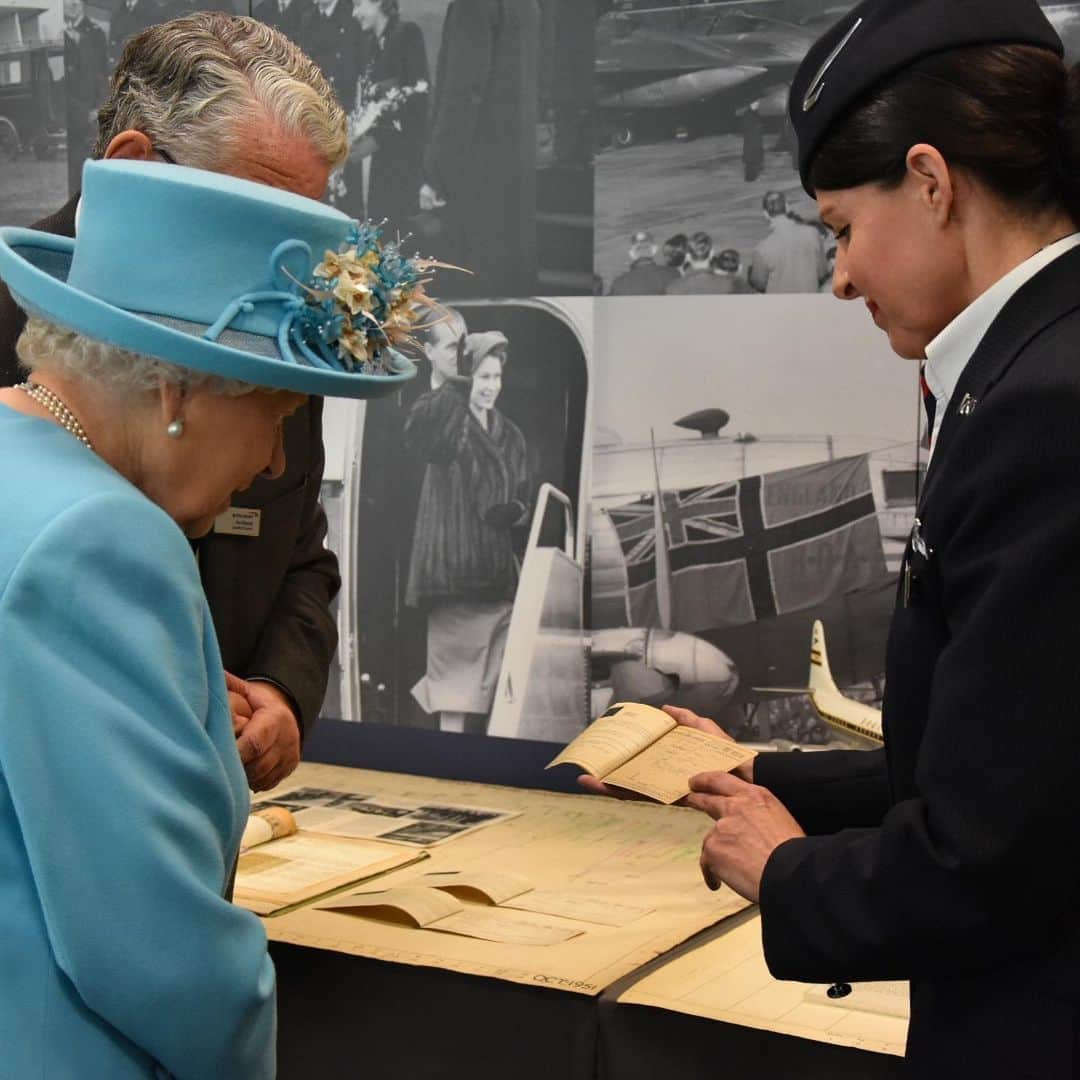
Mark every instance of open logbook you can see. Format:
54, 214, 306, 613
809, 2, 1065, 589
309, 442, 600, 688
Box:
547, 702, 755, 803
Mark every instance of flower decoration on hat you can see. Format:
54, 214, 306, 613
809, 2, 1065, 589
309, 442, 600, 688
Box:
291, 219, 459, 375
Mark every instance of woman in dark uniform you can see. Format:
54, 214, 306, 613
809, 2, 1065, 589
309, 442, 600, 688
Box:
586, 1, 1080, 1074
346, 0, 429, 231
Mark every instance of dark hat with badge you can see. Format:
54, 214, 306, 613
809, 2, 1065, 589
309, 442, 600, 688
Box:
788, 0, 1063, 195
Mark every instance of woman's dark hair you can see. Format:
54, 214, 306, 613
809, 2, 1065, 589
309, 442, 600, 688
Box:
376, 0, 400, 18
809, 44, 1080, 223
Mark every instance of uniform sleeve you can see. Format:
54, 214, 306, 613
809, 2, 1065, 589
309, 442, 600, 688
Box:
0, 491, 275, 1079
760, 376, 1080, 984
240, 397, 340, 730
754, 747, 890, 834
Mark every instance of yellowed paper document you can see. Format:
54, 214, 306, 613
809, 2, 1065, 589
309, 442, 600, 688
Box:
605, 727, 758, 803
241, 806, 298, 852
618, 911, 908, 1057
318, 886, 463, 926
317, 886, 582, 945
548, 702, 756, 803
505, 891, 653, 927
263, 762, 750, 994
547, 702, 675, 776
420, 870, 533, 904
234, 832, 426, 916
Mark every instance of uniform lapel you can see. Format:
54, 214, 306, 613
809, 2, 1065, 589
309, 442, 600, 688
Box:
918, 245, 1080, 514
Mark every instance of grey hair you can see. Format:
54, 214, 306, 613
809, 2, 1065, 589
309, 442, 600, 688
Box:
94, 13, 348, 171
16, 318, 254, 400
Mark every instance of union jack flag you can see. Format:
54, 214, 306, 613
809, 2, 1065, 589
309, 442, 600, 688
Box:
609, 483, 741, 567
603, 456, 885, 632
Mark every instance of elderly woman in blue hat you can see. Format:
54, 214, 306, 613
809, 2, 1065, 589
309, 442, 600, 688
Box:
589, 0, 1080, 1072
0, 160, 422, 1078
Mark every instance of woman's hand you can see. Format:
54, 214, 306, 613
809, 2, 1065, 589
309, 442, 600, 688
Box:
686, 771, 804, 902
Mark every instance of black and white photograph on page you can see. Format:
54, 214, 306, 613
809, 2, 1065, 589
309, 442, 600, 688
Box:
290, 0, 594, 300
593, 0, 1080, 296
589, 294, 919, 747
319, 297, 591, 744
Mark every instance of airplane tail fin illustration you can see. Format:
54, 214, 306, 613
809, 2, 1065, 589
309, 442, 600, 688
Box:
808, 620, 840, 695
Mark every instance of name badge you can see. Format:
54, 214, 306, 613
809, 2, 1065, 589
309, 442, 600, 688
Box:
213, 507, 262, 537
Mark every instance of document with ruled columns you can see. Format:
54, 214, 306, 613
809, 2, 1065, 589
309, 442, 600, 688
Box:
547, 701, 756, 803
618, 911, 908, 1057
261, 761, 749, 994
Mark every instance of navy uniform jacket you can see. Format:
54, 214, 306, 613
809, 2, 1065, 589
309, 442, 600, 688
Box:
756, 244, 1080, 1078
0, 195, 340, 731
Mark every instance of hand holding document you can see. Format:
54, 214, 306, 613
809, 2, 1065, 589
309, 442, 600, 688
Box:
547, 702, 755, 803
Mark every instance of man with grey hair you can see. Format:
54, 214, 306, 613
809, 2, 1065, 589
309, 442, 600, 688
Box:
0, 12, 350, 791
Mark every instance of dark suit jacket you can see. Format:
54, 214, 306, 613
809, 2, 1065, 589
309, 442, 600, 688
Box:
0, 194, 340, 731
755, 245, 1080, 1077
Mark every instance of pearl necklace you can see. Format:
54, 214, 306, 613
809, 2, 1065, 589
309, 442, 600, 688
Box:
15, 382, 95, 452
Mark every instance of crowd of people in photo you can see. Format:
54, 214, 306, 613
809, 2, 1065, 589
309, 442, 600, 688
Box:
605, 189, 837, 297
60, 0, 540, 298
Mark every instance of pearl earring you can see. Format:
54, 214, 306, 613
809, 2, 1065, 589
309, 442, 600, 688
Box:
166, 419, 185, 439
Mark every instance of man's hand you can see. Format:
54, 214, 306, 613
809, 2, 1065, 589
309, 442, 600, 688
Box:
419, 182, 446, 211
686, 771, 804, 902
226, 673, 302, 792
225, 671, 254, 736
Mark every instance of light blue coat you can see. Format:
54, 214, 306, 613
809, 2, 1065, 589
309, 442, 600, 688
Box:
0, 408, 276, 1079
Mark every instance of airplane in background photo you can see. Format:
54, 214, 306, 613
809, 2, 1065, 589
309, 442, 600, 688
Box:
596, 0, 1080, 149
595, 0, 818, 147
755, 620, 884, 746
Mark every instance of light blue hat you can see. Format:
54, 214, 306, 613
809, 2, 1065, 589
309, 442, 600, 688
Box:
0, 159, 420, 398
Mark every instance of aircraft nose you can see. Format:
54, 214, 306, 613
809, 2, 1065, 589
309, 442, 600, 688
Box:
646, 630, 739, 691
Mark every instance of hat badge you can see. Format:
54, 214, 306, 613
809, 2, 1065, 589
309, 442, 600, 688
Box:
802, 16, 863, 112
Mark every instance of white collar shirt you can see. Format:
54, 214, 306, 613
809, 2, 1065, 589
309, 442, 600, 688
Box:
922, 232, 1080, 459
